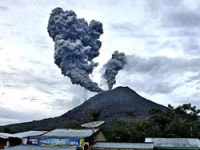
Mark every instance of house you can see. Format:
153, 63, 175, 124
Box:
145, 138, 200, 150
13, 131, 47, 144
92, 142, 154, 150
4, 144, 76, 149
26, 128, 106, 149
0, 132, 21, 149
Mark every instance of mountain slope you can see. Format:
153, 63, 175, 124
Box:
0, 86, 167, 135
63, 86, 166, 121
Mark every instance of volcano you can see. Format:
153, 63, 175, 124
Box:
62, 86, 166, 121
0, 86, 166, 141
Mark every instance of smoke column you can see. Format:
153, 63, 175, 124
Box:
104, 51, 127, 90
47, 8, 103, 92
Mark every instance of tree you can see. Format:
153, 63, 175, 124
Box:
90, 110, 101, 121
136, 103, 200, 139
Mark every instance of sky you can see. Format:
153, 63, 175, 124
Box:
1, 0, 200, 125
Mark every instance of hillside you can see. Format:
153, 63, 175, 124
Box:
0, 86, 167, 141
62, 86, 166, 120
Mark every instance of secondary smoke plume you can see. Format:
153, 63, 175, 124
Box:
47, 8, 103, 92
104, 51, 127, 90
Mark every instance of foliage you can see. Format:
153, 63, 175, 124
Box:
136, 103, 200, 139
105, 103, 200, 142
90, 110, 101, 121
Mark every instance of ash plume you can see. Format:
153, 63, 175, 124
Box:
47, 7, 103, 93
104, 51, 127, 90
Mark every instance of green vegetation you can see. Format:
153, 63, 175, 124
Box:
107, 103, 200, 142
90, 110, 101, 121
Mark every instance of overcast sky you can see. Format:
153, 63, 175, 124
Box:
1, 0, 200, 125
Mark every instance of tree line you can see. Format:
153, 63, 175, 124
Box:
109, 103, 200, 142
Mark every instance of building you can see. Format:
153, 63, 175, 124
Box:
26, 128, 106, 149
5, 135, 200, 150
0, 132, 21, 149
13, 131, 47, 144
4, 144, 75, 149
145, 138, 200, 150
92, 142, 154, 150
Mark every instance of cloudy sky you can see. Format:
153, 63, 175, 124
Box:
1, 0, 200, 125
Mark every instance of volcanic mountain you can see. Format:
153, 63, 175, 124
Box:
62, 86, 166, 121
0, 86, 166, 140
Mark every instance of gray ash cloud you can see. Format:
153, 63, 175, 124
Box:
103, 51, 126, 90
47, 7, 103, 93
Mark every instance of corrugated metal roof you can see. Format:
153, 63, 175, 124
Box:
6, 145, 76, 150
13, 131, 47, 138
42, 128, 99, 138
0, 132, 19, 139
145, 138, 200, 148
92, 142, 154, 149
